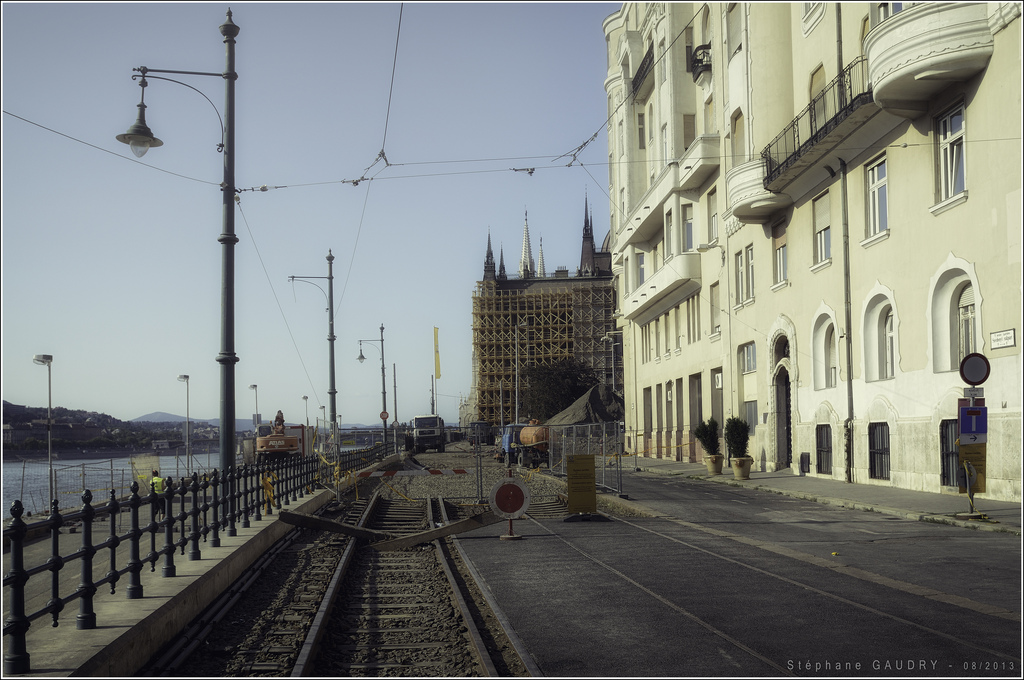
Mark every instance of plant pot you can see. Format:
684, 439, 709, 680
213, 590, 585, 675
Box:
731, 456, 753, 480
704, 454, 724, 475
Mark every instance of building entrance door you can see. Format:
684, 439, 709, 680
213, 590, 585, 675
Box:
775, 368, 792, 468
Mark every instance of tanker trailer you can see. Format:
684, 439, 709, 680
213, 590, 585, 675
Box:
517, 423, 549, 467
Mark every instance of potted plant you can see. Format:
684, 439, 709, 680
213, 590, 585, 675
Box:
693, 417, 722, 475
725, 416, 752, 479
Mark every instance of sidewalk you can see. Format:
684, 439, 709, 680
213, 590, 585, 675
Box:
621, 454, 1021, 534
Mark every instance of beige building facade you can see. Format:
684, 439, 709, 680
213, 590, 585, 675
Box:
603, 2, 1021, 501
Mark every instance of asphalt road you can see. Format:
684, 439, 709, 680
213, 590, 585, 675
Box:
457, 471, 1021, 677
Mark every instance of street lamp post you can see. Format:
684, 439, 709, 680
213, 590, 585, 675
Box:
289, 250, 338, 453
249, 384, 259, 428
32, 355, 54, 506
358, 324, 388, 458
117, 10, 240, 532
302, 395, 309, 429
178, 375, 191, 472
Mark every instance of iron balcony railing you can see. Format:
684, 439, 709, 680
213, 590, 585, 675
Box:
631, 45, 655, 99
690, 43, 712, 82
761, 57, 872, 188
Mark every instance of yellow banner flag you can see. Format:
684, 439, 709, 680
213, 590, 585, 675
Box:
434, 327, 441, 379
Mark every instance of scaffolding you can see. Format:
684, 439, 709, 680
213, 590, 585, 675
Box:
471, 276, 618, 427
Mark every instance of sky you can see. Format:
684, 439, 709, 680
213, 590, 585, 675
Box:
2, 2, 618, 427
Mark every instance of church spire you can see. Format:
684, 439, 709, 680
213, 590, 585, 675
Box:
537, 236, 547, 278
483, 231, 496, 281
519, 209, 535, 279
580, 191, 596, 276
498, 245, 507, 280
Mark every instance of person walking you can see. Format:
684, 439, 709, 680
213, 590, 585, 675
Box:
151, 470, 166, 520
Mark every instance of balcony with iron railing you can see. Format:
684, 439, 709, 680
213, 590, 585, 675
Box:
690, 43, 712, 84
760, 57, 877, 194
631, 44, 655, 100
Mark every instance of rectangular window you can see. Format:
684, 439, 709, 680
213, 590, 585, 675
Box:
709, 283, 721, 334
686, 295, 701, 345
661, 124, 669, 166
813, 193, 831, 263
638, 113, 646, 150
939, 419, 959, 486
636, 253, 645, 286
743, 400, 757, 435
744, 245, 754, 300
741, 342, 756, 373
727, 3, 743, 56
682, 205, 693, 252
675, 304, 683, 350
868, 156, 888, 235
659, 39, 667, 83
618, 120, 624, 157
879, 2, 903, 21
708, 189, 719, 242
774, 243, 787, 284
938, 105, 965, 200
815, 424, 833, 474
868, 422, 891, 480
735, 251, 745, 305
665, 211, 674, 257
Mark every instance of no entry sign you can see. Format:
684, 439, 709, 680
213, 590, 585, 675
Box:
489, 478, 531, 519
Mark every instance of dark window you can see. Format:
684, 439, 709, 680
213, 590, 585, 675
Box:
868, 422, 891, 480
939, 419, 959, 486
816, 424, 832, 474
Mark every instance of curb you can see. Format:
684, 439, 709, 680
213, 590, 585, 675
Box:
635, 465, 1020, 536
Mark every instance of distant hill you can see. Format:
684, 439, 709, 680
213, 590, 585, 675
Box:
132, 412, 373, 431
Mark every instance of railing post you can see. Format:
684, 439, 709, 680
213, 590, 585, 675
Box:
4, 501, 32, 675
104, 490, 121, 596
253, 463, 264, 521
176, 477, 188, 556
227, 465, 238, 537
76, 490, 97, 630
188, 473, 202, 561
127, 482, 144, 598
161, 479, 176, 578
46, 499, 65, 628
210, 469, 221, 548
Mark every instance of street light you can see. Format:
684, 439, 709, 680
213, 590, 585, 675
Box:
357, 324, 388, 457
302, 395, 309, 429
117, 10, 240, 527
249, 384, 259, 428
32, 355, 54, 506
600, 331, 623, 392
289, 250, 338, 453
178, 375, 191, 471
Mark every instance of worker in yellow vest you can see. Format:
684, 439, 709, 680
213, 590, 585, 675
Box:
151, 470, 166, 520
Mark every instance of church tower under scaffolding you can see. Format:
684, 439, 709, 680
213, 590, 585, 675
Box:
470, 197, 619, 427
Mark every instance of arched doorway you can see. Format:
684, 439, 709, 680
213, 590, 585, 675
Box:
774, 367, 793, 468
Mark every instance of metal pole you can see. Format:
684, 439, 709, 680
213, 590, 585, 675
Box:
216, 11, 240, 533
47, 362, 53, 505
380, 325, 388, 457
327, 252, 337, 445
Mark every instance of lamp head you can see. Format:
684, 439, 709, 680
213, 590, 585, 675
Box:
357, 345, 367, 363
33, 354, 53, 366
249, 384, 257, 390
116, 102, 163, 158
178, 374, 189, 382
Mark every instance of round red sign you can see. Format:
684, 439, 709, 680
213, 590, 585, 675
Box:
380, 411, 389, 421
488, 478, 531, 519
959, 353, 990, 386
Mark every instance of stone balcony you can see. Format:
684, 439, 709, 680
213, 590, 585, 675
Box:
726, 158, 793, 224
864, 2, 994, 119
623, 252, 701, 325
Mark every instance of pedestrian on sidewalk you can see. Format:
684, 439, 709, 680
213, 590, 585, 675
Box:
151, 470, 166, 521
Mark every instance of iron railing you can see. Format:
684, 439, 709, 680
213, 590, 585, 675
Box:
868, 422, 891, 480
690, 43, 712, 82
761, 57, 871, 188
2, 445, 382, 674
631, 45, 655, 99
542, 422, 624, 494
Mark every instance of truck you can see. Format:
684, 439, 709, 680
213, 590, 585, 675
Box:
251, 423, 307, 463
411, 414, 446, 453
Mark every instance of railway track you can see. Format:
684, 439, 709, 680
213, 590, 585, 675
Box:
143, 479, 523, 677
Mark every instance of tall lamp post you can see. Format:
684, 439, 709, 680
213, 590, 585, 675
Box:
117, 10, 240, 527
32, 355, 54, 506
178, 375, 191, 471
249, 384, 259, 428
302, 395, 309, 428
289, 250, 338, 453
357, 324, 388, 458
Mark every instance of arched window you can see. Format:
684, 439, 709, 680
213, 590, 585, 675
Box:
882, 309, 895, 379
958, 283, 976, 362
825, 325, 837, 388
813, 314, 837, 390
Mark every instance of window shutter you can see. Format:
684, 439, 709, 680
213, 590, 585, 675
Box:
814, 193, 831, 229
